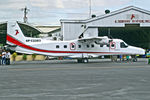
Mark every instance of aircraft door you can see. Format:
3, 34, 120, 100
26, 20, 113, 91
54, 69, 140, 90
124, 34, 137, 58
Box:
109, 41, 120, 52
109, 42, 116, 50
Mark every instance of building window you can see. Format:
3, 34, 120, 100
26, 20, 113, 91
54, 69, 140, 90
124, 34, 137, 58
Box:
78, 45, 81, 48
56, 45, 59, 48
64, 45, 67, 48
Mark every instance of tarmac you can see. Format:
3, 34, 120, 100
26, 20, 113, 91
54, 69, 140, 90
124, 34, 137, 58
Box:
0, 58, 150, 100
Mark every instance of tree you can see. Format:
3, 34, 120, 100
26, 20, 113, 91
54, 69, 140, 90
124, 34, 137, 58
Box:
12, 52, 17, 61
32, 54, 37, 61
23, 54, 27, 61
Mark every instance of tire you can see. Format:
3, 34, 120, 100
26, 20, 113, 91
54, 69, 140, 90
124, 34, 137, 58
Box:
83, 58, 89, 63
133, 58, 137, 62
77, 58, 89, 63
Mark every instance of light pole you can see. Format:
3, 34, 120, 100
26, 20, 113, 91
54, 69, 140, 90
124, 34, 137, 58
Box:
21, 6, 30, 23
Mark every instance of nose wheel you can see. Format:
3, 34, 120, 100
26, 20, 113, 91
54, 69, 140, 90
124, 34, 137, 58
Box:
132, 57, 137, 62
131, 55, 138, 62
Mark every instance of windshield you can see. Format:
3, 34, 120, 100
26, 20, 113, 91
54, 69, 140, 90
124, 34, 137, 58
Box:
120, 42, 128, 48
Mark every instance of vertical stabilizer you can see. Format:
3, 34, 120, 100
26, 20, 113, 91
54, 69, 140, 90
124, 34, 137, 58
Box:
7, 21, 26, 45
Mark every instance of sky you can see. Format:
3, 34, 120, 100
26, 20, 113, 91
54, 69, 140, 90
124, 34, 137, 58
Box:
0, 0, 150, 25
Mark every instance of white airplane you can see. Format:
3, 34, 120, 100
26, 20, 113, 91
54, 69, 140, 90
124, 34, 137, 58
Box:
6, 22, 145, 63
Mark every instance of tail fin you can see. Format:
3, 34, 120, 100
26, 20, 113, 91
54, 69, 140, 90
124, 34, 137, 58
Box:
7, 21, 26, 46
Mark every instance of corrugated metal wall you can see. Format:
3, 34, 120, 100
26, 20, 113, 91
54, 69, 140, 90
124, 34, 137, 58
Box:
62, 22, 85, 40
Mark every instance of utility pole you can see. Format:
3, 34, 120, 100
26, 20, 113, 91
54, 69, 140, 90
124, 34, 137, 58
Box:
89, 0, 92, 18
21, 6, 30, 23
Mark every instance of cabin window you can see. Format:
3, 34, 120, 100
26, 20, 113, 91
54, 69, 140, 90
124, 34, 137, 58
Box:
64, 45, 67, 48
120, 42, 128, 48
100, 44, 103, 47
56, 45, 59, 48
72, 45, 75, 48
91, 44, 94, 48
107, 44, 110, 47
78, 45, 81, 48
87, 45, 89, 48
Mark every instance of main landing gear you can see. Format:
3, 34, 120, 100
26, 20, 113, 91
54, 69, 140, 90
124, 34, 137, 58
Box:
132, 57, 137, 62
77, 58, 89, 63
131, 55, 138, 62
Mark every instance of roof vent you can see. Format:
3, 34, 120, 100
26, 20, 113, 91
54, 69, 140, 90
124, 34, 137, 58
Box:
91, 14, 96, 18
105, 10, 110, 14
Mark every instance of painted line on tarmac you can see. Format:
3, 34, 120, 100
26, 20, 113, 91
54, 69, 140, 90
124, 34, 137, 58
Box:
8, 66, 146, 71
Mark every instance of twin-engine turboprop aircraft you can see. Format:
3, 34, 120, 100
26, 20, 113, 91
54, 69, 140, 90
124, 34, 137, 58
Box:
6, 22, 145, 63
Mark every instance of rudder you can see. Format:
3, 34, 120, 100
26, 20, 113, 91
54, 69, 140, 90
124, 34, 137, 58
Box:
7, 21, 26, 46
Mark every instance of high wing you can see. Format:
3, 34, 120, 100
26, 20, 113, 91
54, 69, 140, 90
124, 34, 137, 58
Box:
78, 36, 112, 45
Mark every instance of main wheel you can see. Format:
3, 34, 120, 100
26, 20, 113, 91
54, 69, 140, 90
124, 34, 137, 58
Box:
83, 58, 89, 63
77, 58, 89, 63
133, 58, 137, 62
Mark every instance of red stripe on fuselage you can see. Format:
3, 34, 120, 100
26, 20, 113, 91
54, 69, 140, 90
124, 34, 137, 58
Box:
7, 34, 123, 54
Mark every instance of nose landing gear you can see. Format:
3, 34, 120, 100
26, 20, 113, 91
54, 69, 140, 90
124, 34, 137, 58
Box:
131, 55, 138, 62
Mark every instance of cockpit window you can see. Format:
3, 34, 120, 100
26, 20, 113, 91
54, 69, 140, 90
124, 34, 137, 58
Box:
120, 42, 128, 48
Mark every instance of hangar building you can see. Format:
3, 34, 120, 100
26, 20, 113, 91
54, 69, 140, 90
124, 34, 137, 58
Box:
61, 6, 150, 49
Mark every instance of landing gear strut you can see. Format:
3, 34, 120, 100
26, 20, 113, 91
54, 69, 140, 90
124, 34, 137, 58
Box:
132, 55, 138, 62
77, 58, 89, 63
132, 57, 137, 62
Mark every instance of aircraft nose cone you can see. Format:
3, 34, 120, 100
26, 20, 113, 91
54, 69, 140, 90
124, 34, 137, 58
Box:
129, 46, 145, 55
138, 48, 145, 55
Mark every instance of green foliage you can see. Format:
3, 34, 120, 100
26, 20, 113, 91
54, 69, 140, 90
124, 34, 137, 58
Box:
12, 52, 17, 61
23, 54, 27, 61
12, 52, 17, 58
32, 54, 37, 60
148, 58, 150, 64
0, 44, 3, 46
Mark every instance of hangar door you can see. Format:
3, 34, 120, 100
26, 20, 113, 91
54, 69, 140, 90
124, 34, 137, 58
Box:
0, 23, 7, 46
99, 24, 150, 49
